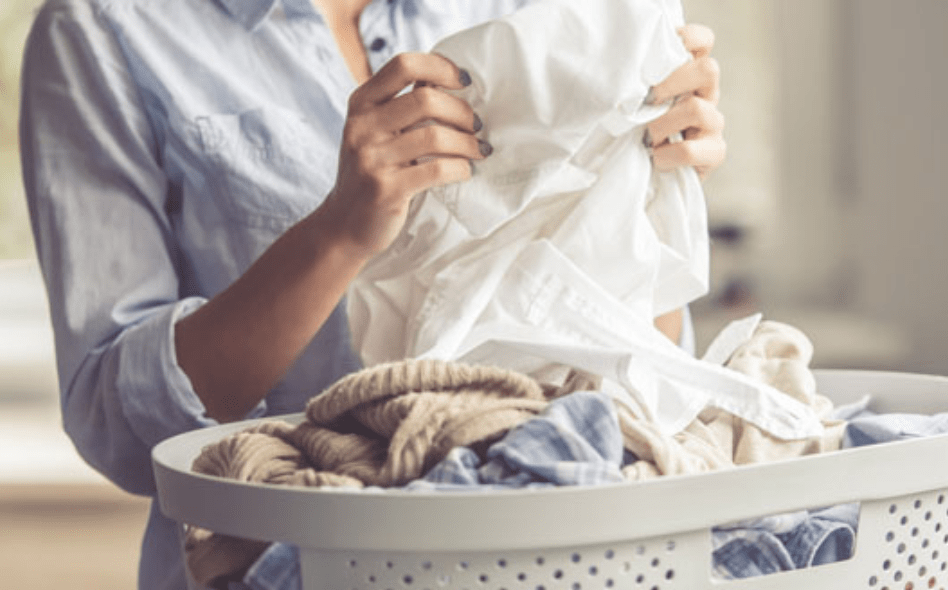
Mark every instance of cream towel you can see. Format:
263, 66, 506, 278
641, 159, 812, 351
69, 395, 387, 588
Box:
621, 321, 845, 480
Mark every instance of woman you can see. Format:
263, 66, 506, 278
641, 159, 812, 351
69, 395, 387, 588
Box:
19, 0, 725, 588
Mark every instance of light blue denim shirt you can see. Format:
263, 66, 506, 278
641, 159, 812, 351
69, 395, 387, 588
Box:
20, 0, 527, 588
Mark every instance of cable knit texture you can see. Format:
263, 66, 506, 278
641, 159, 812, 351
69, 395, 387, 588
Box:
184, 359, 548, 588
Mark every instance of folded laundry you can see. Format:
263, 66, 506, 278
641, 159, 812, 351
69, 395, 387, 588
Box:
346, 0, 822, 441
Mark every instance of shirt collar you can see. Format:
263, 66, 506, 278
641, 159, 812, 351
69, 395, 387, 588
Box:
414, 0, 451, 16
217, 0, 427, 31
217, 0, 279, 30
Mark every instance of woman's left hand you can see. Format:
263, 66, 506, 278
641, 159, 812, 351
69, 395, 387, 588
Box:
645, 24, 726, 180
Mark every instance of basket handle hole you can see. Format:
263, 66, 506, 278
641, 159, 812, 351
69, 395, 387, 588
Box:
710, 501, 860, 583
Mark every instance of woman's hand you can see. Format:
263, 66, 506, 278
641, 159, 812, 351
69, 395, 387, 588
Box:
646, 24, 726, 179
321, 53, 491, 260
178, 53, 490, 421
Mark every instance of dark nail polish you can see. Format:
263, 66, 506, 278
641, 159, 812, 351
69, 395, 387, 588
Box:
643, 129, 653, 148
645, 87, 658, 105
478, 139, 493, 157
459, 68, 472, 87
473, 113, 483, 133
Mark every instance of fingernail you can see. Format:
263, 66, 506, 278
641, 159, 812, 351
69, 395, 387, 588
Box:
473, 113, 483, 133
478, 139, 493, 157
459, 68, 472, 87
645, 87, 658, 105
643, 129, 653, 148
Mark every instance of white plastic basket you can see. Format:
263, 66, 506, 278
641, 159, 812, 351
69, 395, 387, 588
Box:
153, 370, 948, 590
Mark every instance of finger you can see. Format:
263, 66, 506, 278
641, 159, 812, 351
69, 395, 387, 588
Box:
648, 55, 720, 106
694, 165, 714, 181
349, 52, 469, 111
651, 135, 726, 173
371, 86, 480, 136
377, 123, 490, 167
678, 24, 715, 58
646, 95, 724, 147
397, 157, 473, 196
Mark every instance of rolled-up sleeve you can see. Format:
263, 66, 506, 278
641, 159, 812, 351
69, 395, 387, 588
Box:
20, 0, 215, 495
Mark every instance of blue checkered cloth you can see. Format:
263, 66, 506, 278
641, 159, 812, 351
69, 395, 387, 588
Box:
711, 503, 859, 580
410, 390, 626, 489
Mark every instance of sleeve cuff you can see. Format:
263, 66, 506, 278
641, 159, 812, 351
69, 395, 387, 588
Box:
116, 297, 266, 449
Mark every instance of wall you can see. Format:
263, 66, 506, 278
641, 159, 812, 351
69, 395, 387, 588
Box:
0, 1, 39, 258
766, 0, 850, 306
680, 0, 779, 309
684, 0, 947, 374
846, 0, 948, 374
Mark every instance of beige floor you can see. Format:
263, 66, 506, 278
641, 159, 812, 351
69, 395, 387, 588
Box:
0, 483, 151, 590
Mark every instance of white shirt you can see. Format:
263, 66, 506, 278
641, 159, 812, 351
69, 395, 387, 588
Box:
348, 0, 824, 441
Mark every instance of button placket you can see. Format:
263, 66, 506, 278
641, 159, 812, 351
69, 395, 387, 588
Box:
305, 25, 358, 96
360, 1, 396, 72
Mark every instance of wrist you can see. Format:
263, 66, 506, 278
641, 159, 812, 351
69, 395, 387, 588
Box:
303, 196, 375, 272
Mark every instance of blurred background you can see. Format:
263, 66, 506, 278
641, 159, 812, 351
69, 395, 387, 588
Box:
1, 0, 946, 588
682, 0, 947, 375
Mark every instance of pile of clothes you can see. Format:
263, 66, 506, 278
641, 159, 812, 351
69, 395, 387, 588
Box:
184, 319, 932, 589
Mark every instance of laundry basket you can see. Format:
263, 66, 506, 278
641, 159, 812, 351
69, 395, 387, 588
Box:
153, 370, 948, 590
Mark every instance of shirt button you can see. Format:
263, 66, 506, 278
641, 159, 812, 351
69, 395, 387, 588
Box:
370, 37, 387, 52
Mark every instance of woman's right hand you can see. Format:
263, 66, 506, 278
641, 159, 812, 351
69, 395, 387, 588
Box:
322, 53, 491, 260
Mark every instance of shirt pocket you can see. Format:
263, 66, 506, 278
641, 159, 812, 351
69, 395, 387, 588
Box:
194, 106, 335, 231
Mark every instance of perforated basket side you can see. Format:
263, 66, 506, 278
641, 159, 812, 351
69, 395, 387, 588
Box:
295, 487, 948, 590
300, 531, 708, 590
856, 488, 948, 590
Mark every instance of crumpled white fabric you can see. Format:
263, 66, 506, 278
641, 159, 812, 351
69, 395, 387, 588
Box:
347, 0, 823, 440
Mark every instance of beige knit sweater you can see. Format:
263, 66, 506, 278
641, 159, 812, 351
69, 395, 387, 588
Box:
186, 359, 550, 587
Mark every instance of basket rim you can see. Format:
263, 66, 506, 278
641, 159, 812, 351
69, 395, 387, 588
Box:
153, 369, 948, 552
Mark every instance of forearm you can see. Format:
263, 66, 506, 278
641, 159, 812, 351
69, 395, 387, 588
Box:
178, 54, 486, 422
175, 205, 369, 422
